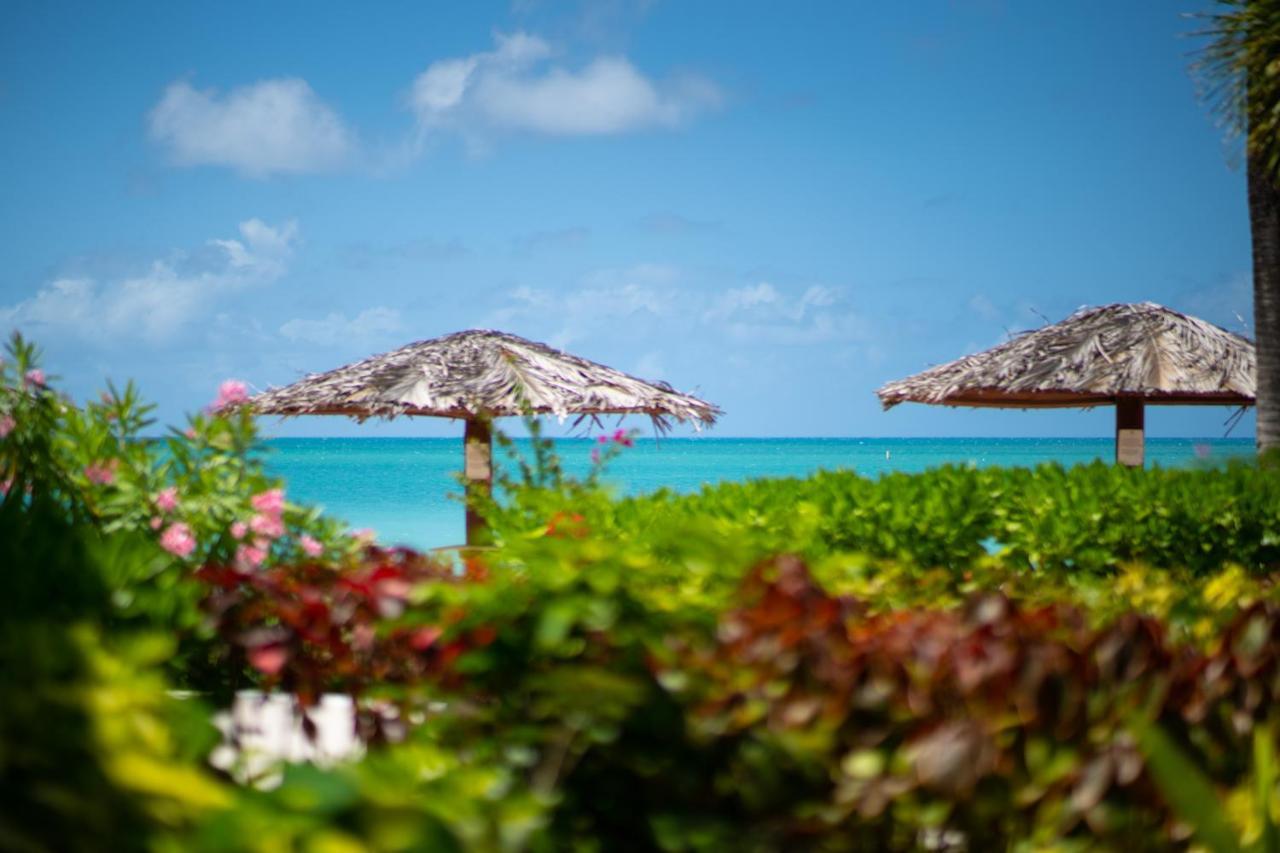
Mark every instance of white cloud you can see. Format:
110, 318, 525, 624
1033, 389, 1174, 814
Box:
492, 263, 679, 348
409, 32, 720, 139
490, 266, 860, 351
149, 79, 354, 177
704, 281, 861, 345
2, 219, 298, 344
279, 307, 402, 346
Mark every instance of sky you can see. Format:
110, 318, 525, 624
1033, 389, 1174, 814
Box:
0, 0, 1258, 439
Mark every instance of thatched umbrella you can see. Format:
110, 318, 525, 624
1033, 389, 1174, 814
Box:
249, 329, 720, 544
877, 302, 1256, 466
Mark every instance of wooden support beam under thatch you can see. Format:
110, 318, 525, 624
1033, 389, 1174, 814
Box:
463, 418, 493, 546
1115, 399, 1144, 467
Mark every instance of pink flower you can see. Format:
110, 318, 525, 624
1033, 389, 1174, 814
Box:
596, 434, 609, 444
0, 478, 10, 496
184, 427, 197, 440
250, 488, 285, 516
84, 460, 117, 485
230, 521, 248, 540
24, 369, 45, 388
211, 379, 249, 411
612, 428, 634, 448
236, 542, 267, 569
249, 512, 285, 539
300, 535, 324, 558
0, 415, 14, 438
351, 528, 376, 544
150, 517, 163, 530
159, 522, 196, 558
154, 487, 179, 512
590, 448, 601, 465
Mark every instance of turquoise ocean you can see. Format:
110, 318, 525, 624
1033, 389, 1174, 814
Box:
264, 437, 1256, 550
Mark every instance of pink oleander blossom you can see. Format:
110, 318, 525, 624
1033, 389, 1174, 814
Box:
24, 369, 45, 388
250, 488, 285, 516
154, 487, 179, 512
211, 379, 249, 411
236, 543, 267, 569
230, 521, 248, 540
0, 415, 14, 438
150, 517, 163, 530
249, 512, 285, 539
300, 535, 324, 557
159, 522, 196, 558
84, 460, 117, 485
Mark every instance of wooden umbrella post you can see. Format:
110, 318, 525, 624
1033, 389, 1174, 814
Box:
463, 417, 493, 546
1115, 398, 1144, 467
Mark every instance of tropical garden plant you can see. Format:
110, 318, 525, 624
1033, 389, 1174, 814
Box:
5, 330, 1280, 849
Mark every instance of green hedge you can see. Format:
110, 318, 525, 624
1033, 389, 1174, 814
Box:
590, 461, 1280, 576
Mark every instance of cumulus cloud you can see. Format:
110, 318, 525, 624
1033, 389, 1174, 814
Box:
2, 219, 298, 344
408, 31, 720, 140
279, 307, 402, 346
149, 79, 354, 177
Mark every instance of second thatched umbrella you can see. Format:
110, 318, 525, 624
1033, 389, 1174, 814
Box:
250, 329, 721, 544
876, 302, 1256, 466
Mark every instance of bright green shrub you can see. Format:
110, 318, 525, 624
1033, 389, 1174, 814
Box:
570, 459, 1280, 577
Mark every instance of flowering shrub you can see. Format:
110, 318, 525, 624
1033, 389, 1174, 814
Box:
0, 333, 360, 687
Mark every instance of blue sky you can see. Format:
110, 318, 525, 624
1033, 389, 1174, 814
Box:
0, 0, 1257, 438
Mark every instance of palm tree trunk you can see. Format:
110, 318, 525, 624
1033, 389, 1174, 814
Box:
1247, 149, 1280, 454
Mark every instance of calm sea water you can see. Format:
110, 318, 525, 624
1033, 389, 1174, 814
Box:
263, 437, 1255, 549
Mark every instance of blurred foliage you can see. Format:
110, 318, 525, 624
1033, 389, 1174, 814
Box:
5, 334, 1280, 849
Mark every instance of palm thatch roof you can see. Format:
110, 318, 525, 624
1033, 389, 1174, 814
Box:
877, 302, 1256, 409
250, 329, 721, 429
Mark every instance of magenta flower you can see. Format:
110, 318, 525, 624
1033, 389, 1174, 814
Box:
0, 415, 14, 438
236, 543, 267, 569
596, 434, 609, 444
24, 369, 45, 388
249, 512, 285, 539
230, 521, 248, 540
159, 522, 196, 558
211, 379, 249, 411
84, 460, 117, 485
154, 487, 179, 512
612, 428, 634, 448
300, 535, 324, 558
250, 488, 285, 516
